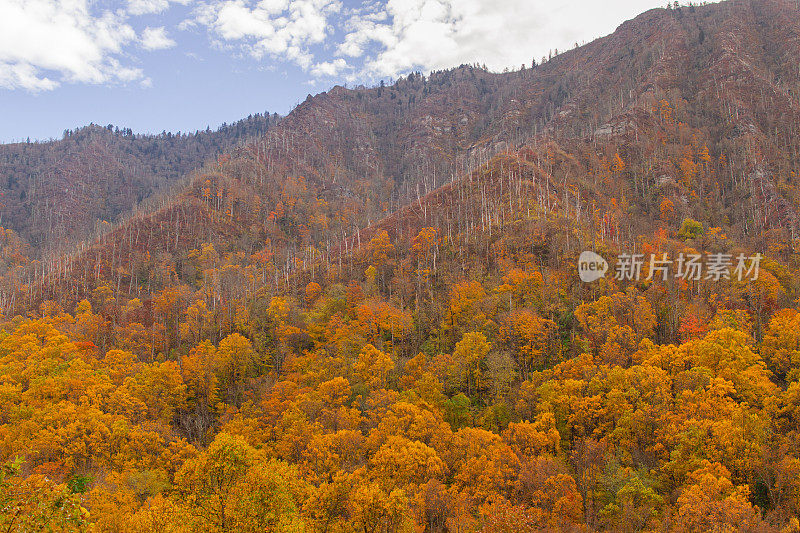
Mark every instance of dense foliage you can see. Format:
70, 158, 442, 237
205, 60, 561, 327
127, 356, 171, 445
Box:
2, 0, 800, 530
1, 246, 800, 531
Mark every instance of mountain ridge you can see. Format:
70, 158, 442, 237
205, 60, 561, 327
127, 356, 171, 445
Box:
4, 2, 800, 531
6, 0, 800, 315
0, 113, 279, 254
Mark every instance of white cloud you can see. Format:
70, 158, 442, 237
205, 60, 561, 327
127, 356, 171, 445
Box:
127, 0, 192, 16
310, 57, 347, 76
0, 63, 59, 92
141, 26, 177, 50
189, 0, 665, 81
0, 0, 141, 91
0, 0, 670, 92
193, 0, 341, 70
340, 0, 666, 79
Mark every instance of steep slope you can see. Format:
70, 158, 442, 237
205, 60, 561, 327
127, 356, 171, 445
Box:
220, 0, 800, 240
5, 2, 800, 531
5, 0, 800, 318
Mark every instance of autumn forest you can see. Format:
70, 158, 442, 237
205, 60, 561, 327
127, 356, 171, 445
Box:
3, 0, 800, 531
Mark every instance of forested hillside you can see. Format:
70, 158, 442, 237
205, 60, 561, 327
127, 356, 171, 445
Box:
0, 113, 278, 254
2, 0, 800, 531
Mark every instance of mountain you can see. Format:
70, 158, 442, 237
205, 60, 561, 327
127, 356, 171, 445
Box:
0, 113, 278, 254
3, 1, 800, 531
10, 0, 800, 313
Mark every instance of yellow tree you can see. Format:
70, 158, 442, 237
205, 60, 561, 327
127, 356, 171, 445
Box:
495, 268, 543, 310
175, 432, 253, 532
498, 309, 556, 379
443, 280, 489, 347
181, 341, 222, 441
181, 299, 212, 345
674, 461, 765, 532
348, 480, 412, 533
502, 412, 561, 458
124, 360, 188, 425
353, 344, 395, 391
370, 435, 446, 489
216, 333, 256, 405
367, 230, 395, 291
227, 459, 309, 532
448, 332, 491, 397
761, 309, 800, 380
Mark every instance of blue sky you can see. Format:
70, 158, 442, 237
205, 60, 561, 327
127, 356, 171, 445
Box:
0, 0, 669, 143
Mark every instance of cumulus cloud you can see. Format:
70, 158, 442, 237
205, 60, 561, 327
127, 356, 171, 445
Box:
0, 63, 59, 92
188, 0, 664, 81
342, 0, 539, 77
0, 0, 142, 91
0, 0, 667, 92
340, 0, 665, 79
310, 57, 348, 76
141, 26, 178, 50
193, 0, 341, 70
